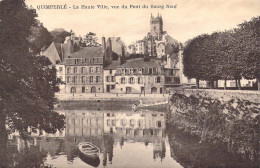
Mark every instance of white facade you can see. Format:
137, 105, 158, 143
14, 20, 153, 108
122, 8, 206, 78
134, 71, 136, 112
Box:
104, 69, 117, 92
56, 64, 66, 93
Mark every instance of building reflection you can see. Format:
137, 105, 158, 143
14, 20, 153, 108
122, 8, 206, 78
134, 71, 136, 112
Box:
10, 109, 166, 167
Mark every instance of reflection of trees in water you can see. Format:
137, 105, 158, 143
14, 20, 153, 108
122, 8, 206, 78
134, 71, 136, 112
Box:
6, 145, 47, 168
64, 138, 78, 163
40, 138, 63, 157
103, 134, 114, 166
166, 126, 259, 168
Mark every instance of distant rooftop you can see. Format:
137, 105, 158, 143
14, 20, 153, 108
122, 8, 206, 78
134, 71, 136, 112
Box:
119, 58, 161, 68
69, 47, 104, 58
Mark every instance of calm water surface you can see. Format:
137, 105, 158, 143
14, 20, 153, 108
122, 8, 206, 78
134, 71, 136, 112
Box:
7, 106, 258, 168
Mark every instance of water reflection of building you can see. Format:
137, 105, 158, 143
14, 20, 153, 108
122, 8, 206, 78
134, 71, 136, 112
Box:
104, 111, 166, 140
153, 140, 166, 161
103, 134, 114, 166
65, 111, 104, 137
10, 110, 167, 167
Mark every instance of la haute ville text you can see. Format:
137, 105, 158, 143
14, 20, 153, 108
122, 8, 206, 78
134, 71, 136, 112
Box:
35, 4, 177, 10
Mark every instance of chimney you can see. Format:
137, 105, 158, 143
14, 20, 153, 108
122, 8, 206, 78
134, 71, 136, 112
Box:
107, 37, 113, 62
102, 37, 106, 57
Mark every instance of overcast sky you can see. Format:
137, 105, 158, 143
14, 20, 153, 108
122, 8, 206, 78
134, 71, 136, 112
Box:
25, 0, 260, 45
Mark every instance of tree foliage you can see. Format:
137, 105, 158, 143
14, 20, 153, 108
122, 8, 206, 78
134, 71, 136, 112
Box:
50, 28, 71, 43
0, 2, 65, 166
183, 16, 260, 89
28, 21, 53, 53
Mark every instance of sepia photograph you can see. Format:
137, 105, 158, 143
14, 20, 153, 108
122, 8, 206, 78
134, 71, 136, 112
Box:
0, 0, 259, 167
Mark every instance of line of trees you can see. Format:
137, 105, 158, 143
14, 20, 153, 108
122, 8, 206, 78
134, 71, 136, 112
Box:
183, 16, 260, 90
0, 0, 65, 167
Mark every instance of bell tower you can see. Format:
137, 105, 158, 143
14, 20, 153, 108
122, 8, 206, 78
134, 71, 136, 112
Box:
150, 13, 163, 37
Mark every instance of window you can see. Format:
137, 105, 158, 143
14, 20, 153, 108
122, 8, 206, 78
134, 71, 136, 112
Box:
121, 77, 125, 84
67, 76, 71, 83
133, 69, 138, 74
67, 67, 71, 73
156, 77, 161, 83
149, 68, 152, 75
82, 76, 86, 83
96, 67, 100, 73
169, 70, 174, 76
90, 76, 93, 83
126, 69, 130, 75
106, 76, 110, 82
74, 67, 77, 73
89, 67, 93, 73
72, 76, 77, 83
111, 76, 115, 82
129, 77, 134, 84
122, 69, 125, 74
59, 67, 63, 73
96, 76, 101, 83
81, 67, 85, 73
138, 77, 143, 84
121, 119, 127, 126
109, 70, 112, 74
130, 68, 133, 74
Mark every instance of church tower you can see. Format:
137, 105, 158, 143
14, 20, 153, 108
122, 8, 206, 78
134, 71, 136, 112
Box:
150, 13, 163, 38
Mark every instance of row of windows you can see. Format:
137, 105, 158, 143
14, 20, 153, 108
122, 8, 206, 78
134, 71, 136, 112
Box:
106, 76, 115, 82
120, 76, 161, 84
118, 67, 161, 75
67, 67, 101, 74
66, 57, 103, 65
67, 76, 101, 83
107, 119, 162, 128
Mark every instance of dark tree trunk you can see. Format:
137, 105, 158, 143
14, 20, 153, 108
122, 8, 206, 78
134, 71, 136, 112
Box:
238, 79, 241, 90
214, 80, 218, 89
196, 78, 199, 89
257, 78, 260, 91
209, 80, 214, 89
0, 114, 7, 168
224, 79, 227, 90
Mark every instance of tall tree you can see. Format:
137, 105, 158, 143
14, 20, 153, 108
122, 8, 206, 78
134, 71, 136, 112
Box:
28, 21, 53, 53
50, 28, 71, 43
236, 17, 260, 90
0, 0, 65, 167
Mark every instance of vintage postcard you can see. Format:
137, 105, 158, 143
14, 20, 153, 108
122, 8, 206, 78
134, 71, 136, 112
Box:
0, 0, 259, 168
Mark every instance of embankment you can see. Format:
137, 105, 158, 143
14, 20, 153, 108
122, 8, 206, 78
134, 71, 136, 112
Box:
167, 89, 259, 160
56, 94, 168, 111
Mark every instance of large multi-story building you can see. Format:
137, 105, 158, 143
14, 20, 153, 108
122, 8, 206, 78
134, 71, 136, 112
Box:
113, 58, 165, 94
65, 47, 104, 93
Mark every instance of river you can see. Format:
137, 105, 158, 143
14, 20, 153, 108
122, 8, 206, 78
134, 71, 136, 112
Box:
6, 105, 258, 168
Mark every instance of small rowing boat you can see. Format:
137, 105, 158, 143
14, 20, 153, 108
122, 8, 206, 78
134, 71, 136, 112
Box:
78, 142, 100, 167
78, 142, 100, 156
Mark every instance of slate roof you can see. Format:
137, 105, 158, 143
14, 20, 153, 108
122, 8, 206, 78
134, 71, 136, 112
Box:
119, 58, 161, 68
42, 42, 61, 64
69, 46, 104, 58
